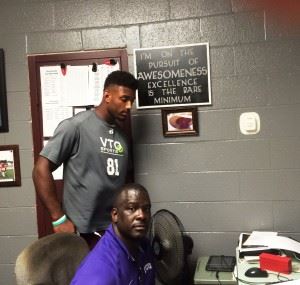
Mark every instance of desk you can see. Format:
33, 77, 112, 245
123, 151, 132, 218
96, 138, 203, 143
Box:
236, 257, 300, 284
194, 256, 237, 285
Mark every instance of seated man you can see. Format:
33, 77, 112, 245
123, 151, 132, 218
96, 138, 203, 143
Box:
71, 183, 155, 285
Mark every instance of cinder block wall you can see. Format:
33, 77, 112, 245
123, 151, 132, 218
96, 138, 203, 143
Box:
0, 0, 299, 284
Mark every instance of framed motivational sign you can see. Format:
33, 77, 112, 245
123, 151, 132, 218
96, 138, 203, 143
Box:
134, 43, 211, 109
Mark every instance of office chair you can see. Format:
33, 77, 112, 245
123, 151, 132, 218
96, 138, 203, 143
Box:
15, 233, 89, 285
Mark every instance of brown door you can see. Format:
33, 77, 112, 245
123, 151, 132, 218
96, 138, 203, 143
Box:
28, 49, 133, 237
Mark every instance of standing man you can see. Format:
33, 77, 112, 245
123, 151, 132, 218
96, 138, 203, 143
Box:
32, 70, 138, 248
71, 183, 155, 285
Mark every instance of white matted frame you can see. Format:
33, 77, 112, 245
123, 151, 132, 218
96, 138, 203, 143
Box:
162, 107, 199, 137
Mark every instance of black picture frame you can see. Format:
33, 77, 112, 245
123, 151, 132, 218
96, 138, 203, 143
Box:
0, 48, 8, 132
134, 43, 211, 109
162, 107, 199, 137
0, 145, 21, 187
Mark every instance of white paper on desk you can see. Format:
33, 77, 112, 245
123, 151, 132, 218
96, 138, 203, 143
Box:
264, 236, 300, 254
243, 231, 278, 246
277, 280, 300, 284
239, 244, 271, 252
244, 233, 300, 255
239, 232, 271, 253
244, 256, 260, 262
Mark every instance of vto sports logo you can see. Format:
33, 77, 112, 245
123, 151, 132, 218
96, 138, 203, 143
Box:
114, 143, 123, 154
99, 137, 124, 155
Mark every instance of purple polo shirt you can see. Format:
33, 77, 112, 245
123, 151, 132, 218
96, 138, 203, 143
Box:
71, 224, 155, 285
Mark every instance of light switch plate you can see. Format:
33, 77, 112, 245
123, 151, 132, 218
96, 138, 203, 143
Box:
239, 112, 260, 135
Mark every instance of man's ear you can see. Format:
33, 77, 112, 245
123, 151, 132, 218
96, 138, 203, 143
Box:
103, 89, 111, 103
111, 208, 118, 223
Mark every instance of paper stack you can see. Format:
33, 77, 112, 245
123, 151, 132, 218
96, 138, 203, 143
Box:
238, 231, 281, 259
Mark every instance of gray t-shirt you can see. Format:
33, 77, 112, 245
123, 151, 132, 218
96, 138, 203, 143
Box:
40, 110, 129, 233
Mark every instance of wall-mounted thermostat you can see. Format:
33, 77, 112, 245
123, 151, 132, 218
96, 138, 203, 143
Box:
239, 112, 260, 135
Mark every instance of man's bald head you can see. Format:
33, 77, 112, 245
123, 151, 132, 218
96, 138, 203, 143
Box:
112, 183, 149, 208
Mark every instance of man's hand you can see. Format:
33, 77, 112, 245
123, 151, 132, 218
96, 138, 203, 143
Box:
53, 219, 76, 233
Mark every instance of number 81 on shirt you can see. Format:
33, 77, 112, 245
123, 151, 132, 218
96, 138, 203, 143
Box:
107, 158, 120, 176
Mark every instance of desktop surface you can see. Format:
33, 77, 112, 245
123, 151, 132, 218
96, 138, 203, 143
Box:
194, 256, 237, 285
236, 257, 300, 284
236, 232, 300, 284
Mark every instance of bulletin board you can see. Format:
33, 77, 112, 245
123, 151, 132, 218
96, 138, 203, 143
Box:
28, 49, 131, 237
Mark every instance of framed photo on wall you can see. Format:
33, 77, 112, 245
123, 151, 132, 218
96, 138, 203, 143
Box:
162, 107, 199, 137
0, 48, 8, 132
0, 145, 21, 187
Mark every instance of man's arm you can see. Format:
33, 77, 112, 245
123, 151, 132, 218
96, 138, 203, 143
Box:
32, 156, 75, 233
